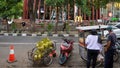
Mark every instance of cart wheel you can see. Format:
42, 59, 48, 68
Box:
43, 55, 53, 66
79, 45, 87, 61
28, 47, 37, 61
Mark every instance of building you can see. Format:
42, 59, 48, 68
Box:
23, 0, 101, 21
101, 2, 120, 18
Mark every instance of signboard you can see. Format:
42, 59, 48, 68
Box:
74, 16, 83, 23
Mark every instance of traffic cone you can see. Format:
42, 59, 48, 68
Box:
7, 45, 17, 63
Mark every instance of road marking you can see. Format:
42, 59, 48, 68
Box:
22, 33, 27, 36
4, 33, 9, 36
0, 43, 79, 45
32, 34, 37, 36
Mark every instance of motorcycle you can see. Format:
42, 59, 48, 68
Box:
79, 40, 120, 66
59, 37, 74, 65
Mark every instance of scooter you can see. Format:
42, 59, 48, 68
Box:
59, 37, 74, 65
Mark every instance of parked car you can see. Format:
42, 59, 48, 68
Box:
115, 23, 120, 29
103, 26, 120, 39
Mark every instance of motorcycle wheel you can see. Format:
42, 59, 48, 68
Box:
96, 61, 103, 67
79, 45, 87, 61
59, 54, 67, 65
28, 47, 37, 61
43, 55, 53, 66
79, 45, 104, 67
96, 54, 104, 67
113, 51, 119, 62
119, 54, 120, 64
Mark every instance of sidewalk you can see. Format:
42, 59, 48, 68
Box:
0, 20, 80, 37
0, 30, 79, 37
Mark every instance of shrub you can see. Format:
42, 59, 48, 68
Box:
47, 23, 54, 32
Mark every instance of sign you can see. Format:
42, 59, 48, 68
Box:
74, 16, 83, 23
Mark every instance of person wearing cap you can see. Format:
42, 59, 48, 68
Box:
85, 29, 102, 68
104, 26, 117, 68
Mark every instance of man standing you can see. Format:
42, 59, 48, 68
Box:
104, 26, 117, 68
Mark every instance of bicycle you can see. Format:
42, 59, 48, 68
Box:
28, 38, 57, 66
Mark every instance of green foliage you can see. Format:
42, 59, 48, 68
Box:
45, 0, 64, 7
92, 0, 120, 9
62, 0, 74, 7
76, 0, 91, 16
11, 22, 16, 31
90, 21, 94, 26
66, 22, 70, 31
39, 22, 44, 28
0, 0, 23, 19
75, 0, 120, 16
47, 23, 54, 31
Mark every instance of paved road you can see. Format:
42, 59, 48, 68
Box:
0, 36, 120, 68
0, 36, 79, 43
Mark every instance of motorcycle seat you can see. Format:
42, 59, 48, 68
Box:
62, 42, 71, 49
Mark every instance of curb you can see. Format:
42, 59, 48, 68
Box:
0, 33, 79, 37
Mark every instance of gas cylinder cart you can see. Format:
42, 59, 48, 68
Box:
76, 25, 110, 66
28, 37, 57, 66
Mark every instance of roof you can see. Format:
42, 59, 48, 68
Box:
76, 25, 108, 31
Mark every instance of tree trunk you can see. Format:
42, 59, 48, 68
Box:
28, 0, 39, 33
6, 19, 9, 32
55, 7, 59, 33
68, 3, 70, 20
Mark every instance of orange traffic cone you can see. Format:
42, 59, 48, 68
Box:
7, 45, 17, 63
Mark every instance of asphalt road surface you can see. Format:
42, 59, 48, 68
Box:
0, 36, 120, 68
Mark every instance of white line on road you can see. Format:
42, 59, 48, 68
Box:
0, 43, 79, 45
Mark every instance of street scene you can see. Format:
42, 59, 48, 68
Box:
0, 0, 120, 68
0, 36, 120, 68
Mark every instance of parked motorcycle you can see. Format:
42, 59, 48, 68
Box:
59, 37, 74, 65
79, 40, 120, 66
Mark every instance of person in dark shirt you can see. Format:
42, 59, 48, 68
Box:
104, 26, 117, 68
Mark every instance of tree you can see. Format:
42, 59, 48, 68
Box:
75, 0, 91, 16
89, 0, 120, 9
0, 0, 23, 19
28, 0, 40, 32
45, 0, 64, 33
0, 0, 23, 32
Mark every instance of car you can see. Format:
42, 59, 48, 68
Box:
115, 23, 120, 29
76, 25, 120, 39
103, 26, 120, 39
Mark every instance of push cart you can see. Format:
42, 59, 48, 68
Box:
28, 37, 56, 66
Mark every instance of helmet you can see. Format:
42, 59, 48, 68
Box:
107, 26, 112, 31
